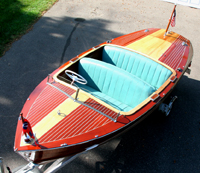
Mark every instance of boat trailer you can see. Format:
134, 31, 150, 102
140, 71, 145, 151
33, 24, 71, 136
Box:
0, 145, 98, 173
1, 154, 80, 173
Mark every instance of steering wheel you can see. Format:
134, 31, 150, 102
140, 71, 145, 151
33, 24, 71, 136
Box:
65, 70, 87, 85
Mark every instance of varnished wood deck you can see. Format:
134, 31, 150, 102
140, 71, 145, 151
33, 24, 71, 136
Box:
21, 84, 118, 146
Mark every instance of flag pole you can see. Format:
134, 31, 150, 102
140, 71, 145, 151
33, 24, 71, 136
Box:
20, 113, 24, 123
20, 113, 40, 147
165, 4, 177, 36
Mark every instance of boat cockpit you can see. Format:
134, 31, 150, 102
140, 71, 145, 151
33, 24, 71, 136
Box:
51, 45, 176, 115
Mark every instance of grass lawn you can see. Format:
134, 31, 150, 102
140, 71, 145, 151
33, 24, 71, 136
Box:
0, 0, 58, 57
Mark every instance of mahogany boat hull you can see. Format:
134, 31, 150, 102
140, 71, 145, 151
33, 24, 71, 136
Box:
14, 28, 193, 164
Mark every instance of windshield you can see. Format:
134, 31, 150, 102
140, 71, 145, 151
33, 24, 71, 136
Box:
47, 75, 120, 122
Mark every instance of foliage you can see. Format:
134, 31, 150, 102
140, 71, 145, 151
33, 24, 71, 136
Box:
0, 0, 57, 56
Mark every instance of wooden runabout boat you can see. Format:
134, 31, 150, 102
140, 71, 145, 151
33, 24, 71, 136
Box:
14, 27, 193, 164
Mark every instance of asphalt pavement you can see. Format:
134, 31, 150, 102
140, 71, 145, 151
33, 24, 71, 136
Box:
0, 0, 200, 172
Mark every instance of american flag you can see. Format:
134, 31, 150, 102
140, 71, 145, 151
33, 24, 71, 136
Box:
171, 8, 176, 27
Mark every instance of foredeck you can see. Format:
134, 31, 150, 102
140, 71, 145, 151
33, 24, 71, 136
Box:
20, 83, 118, 146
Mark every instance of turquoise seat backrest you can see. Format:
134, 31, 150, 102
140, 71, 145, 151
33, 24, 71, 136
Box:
102, 46, 172, 89
78, 58, 155, 109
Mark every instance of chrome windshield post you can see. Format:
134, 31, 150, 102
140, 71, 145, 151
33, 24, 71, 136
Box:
47, 75, 50, 83
75, 88, 80, 100
115, 112, 121, 122
47, 74, 54, 83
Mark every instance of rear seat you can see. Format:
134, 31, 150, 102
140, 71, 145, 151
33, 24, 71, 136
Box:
102, 46, 172, 89
78, 58, 155, 112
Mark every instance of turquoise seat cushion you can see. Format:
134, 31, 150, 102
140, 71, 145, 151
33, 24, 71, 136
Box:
77, 84, 132, 112
78, 58, 155, 112
102, 46, 172, 89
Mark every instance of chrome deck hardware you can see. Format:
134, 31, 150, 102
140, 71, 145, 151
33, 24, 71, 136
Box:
182, 42, 188, 46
